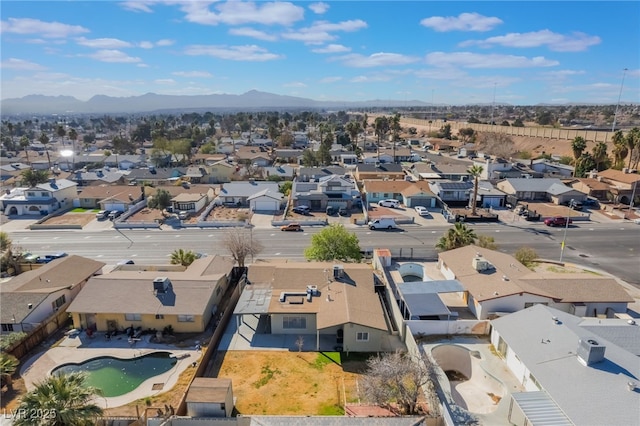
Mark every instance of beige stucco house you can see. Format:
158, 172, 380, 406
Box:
67, 256, 234, 334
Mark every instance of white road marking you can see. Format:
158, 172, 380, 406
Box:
275, 252, 281, 255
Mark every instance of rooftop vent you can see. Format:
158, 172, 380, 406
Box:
577, 338, 606, 366
472, 254, 492, 272
153, 277, 171, 294
333, 265, 344, 279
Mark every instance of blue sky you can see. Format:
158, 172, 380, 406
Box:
1, 1, 639, 105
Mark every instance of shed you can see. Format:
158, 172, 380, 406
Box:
185, 377, 234, 418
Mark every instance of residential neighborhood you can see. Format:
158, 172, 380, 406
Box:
1, 110, 639, 426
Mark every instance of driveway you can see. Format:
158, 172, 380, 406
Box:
251, 211, 277, 229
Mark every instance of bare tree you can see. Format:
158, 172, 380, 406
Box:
476, 132, 516, 159
222, 228, 263, 268
360, 350, 432, 415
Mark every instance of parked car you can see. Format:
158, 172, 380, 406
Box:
95, 210, 109, 220
414, 206, 431, 217
292, 205, 311, 215
338, 206, 349, 216
326, 206, 337, 216
378, 199, 400, 208
36, 252, 68, 264
21, 252, 40, 263
544, 216, 572, 227
117, 259, 135, 265
368, 217, 398, 230
281, 223, 303, 232
178, 211, 189, 220
108, 210, 122, 220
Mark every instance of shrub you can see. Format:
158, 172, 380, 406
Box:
515, 247, 538, 268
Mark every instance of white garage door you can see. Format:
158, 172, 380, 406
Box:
252, 200, 278, 212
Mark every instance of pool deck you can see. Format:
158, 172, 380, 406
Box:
19, 331, 200, 408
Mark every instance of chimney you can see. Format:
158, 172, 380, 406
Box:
577, 338, 606, 366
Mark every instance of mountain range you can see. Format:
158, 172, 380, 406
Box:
0, 90, 432, 115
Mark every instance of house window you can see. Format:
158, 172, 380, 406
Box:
124, 313, 141, 321
40, 192, 49, 197
51, 295, 66, 310
2, 324, 14, 332
283, 316, 306, 329
524, 302, 548, 309
356, 332, 369, 341
178, 315, 195, 322
155, 314, 164, 319
27, 192, 35, 197
529, 373, 541, 390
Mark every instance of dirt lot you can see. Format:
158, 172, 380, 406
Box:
205, 207, 252, 222
214, 351, 366, 415
126, 207, 165, 223
41, 212, 96, 227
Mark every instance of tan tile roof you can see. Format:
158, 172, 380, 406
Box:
247, 262, 388, 331
439, 245, 633, 303
363, 179, 411, 193
401, 181, 435, 196
1, 255, 105, 293
77, 185, 136, 199
143, 184, 215, 198
573, 178, 611, 191
597, 169, 640, 184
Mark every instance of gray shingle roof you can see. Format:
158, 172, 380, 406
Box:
504, 178, 563, 192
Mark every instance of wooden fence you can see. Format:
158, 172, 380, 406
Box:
5, 308, 71, 360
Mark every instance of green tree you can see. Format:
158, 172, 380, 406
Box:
279, 181, 292, 195
361, 113, 369, 151
570, 136, 587, 162
0, 352, 19, 391
477, 235, 498, 250
535, 109, 555, 126
147, 189, 171, 210
21, 169, 50, 187
512, 118, 525, 127
301, 149, 319, 167
435, 223, 477, 251
19, 135, 30, 164
14, 372, 103, 426
438, 123, 452, 139
515, 247, 538, 269
374, 116, 389, 161
611, 131, 628, 169
304, 224, 362, 262
170, 249, 197, 267
458, 127, 475, 143
345, 120, 362, 152
467, 165, 483, 216
56, 124, 66, 142
574, 153, 596, 178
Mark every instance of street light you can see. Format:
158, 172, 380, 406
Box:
612, 68, 628, 132
559, 199, 575, 263
490, 82, 497, 125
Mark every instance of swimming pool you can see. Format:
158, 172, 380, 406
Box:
52, 351, 177, 397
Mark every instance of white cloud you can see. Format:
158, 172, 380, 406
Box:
184, 44, 283, 61
229, 27, 278, 41
86, 49, 142, 63
156, 39, 175, 46
309, 2, 329, 14
138, 41, 154, 49
350, 74, 393, 83
154, 78, 176, 85
179, 1, 305, 26
420, 12, 502, 32
541, 70, 586, 79
1, 58, 46, 71
337, 52, 420, 68
119, 1, 156, 13
172, 71, 213, 78
319, 76, 342, 83
76, 37, 132, 49
460, 30, 601, 52
425, 52, 558, 68
1, 18, 89, 38
282, 19, 367, 44
312, 44, 350, 54
284, 81, 307, 88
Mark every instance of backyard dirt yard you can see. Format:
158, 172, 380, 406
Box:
205, 207, 252, 222
214, 351, 366, 415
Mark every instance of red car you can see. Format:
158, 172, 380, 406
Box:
544, 216, 572, 227
280, 223, 303, 232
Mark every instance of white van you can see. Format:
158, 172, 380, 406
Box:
368, 217, 398, 230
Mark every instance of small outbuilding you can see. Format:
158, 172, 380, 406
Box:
185, 378, 234, 418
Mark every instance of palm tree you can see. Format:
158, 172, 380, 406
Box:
19, 135, 30, 164
345, 120, 362, 153
625, 127, 639, 169
21, 169, 50, 187
14, 372, 103, 426
468, 165, 484, 216
591, 141, 608, 171
571, 136, 587, 163
611, 131, 627, 169
39, 132, 52, 170
361, 113, 368, 151
374, 116, 389, 162
68, 128, 78, 170
170, 249, 197, 267
0, 352, 19, 392
435, 223, 477, 251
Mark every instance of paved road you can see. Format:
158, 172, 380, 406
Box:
7, 220, 640, 286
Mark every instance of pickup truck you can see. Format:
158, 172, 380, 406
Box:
544, 216, 572, 227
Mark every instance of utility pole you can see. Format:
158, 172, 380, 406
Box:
491, 82, 497, 125
612, 68, 628, 132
